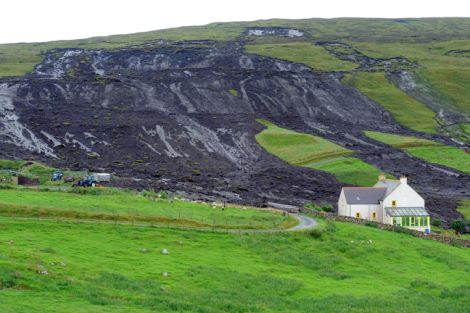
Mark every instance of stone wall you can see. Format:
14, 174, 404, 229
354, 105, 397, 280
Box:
300, 208, 470, 248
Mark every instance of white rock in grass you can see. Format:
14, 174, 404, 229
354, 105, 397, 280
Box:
162, 248, 169, 255
162, 272, 169, 277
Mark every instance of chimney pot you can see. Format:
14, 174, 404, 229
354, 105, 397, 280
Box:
400, 176, 407, 184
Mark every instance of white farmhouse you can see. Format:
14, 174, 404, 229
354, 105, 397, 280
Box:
338, 174, 430, 233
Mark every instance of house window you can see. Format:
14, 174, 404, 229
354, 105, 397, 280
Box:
372, 212, 377, 219
356, 212, 360, 218
392, 200, 397, 207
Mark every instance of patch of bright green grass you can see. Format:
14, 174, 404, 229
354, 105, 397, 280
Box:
256, 119, 390, 185
462, 123, 470, 134
457, 200, 470, 221
365, 131, 470, 174
364, 131, 439, 148
310, 157, 394, 186
0, 218, 468, 312
0, 188, 292, 230
349, 72, 439, 134
256, 119, 352, 164
229, 88, 239, 96
245, 42, 357, 71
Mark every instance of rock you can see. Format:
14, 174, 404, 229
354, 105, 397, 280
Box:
162, 272, 169, 277
162, 248, 169, 255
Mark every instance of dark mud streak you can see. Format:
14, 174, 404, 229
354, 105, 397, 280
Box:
0, 40, 468, 220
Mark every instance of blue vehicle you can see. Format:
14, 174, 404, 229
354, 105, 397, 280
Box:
51, 170, 63, 181
73, 175, 97, 187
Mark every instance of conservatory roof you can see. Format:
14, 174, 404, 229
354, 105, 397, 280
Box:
385, 207, 429, 217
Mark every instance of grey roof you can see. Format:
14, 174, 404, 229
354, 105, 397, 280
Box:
385, 207, 429, 217
374, 179, 400, 196
343, 187, 387, 204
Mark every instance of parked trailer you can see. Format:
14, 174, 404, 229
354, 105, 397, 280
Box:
92, 173, 111, 183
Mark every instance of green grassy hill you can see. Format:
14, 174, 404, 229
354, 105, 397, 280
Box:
255, 120, 392, 186
1, 18, 469, 141
0, 217, 468, 312
347, 73, 439, 134
245, 42, 357, 71
0, 187, 294, 230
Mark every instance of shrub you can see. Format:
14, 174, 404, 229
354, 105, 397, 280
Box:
450, 219, 467, 234
432, 219, 442, 227
319, 202, 333, 212
365, 221, 378, 228
307, 229, 323, 239
0, 266, 20, 289
304, 202, 320, 211
304, 202, 333, 212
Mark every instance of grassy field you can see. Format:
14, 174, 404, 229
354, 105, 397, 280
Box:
365, 131, 470, 174
255, 119, 351, 164
351, 40, 470, 113
311, 157, 393, 186
244, 42, 356, 71
0, 217, 468, 312
255, 120, 391, 185
0, 188, 293, 230
347, 72, 439, 134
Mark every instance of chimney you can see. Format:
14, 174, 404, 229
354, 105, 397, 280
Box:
400, 175, 407, 185
378, 173, 386, 182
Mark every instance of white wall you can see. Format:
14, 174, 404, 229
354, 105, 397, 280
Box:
338, 190, 348, 216
350, 204, 381, 221
383, 183, 424, 208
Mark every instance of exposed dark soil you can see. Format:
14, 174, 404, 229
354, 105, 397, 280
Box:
0, 40, 468, 221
